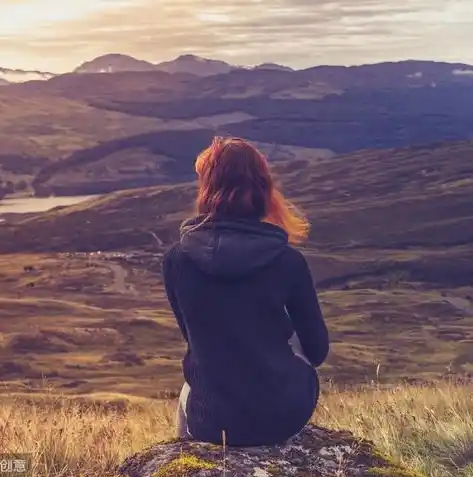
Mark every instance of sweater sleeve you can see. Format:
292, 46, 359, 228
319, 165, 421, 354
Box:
285, 251, 329, 367
162, 246, 189, 343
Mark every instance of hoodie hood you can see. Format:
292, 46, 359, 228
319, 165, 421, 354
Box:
180, 216, 288, 278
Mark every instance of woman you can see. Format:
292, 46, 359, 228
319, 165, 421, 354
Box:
162, 137, 329, 447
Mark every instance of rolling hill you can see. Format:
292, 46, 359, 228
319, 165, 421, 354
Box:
0, 90, 227, 195
2, 140, 472, 259
17, 80, 473, 197
31, 131, 333, 196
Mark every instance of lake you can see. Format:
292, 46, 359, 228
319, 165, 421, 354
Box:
0, 195, 99, 214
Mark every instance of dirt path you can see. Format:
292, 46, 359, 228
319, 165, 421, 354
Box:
108, 263, 129, 294
95, 261, 136, 295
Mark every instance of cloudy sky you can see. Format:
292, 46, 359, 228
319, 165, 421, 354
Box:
0, 0, 472, 72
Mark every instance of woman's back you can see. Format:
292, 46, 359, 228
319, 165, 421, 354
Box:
163, 215, 329, 446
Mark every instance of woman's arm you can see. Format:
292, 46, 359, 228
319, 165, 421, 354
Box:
162, 245, 189, 343
285, 251, 329, 367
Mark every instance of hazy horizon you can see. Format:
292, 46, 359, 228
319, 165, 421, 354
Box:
0, 0, 472, 73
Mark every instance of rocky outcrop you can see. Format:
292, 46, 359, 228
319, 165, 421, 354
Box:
117, 424, 419, 477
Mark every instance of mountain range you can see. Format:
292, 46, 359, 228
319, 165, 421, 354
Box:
0, 53, 296, 83
2, 53, 473, 84
73, 54, 295, 76
1, 53, 473, 199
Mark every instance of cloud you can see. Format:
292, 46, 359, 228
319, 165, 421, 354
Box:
452, 69, 473, 76
0, 0, 472, 71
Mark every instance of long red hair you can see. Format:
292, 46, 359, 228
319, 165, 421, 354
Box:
195, 137, 309, 244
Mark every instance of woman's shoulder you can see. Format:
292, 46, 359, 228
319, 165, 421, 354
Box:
162, 242, 187, 272
280, 244, 308, 263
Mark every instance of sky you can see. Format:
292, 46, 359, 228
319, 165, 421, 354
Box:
0, 0, 472, 72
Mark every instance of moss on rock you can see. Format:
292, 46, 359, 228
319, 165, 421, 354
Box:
153, 454, 217, 477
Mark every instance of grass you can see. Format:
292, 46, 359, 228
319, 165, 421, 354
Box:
0, 380, 471, 476
0, 90, 191, 161
319, 381, 473, 477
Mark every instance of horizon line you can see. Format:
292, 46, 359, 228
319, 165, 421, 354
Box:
2, 53, 473, 75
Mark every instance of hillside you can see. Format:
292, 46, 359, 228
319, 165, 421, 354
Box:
31, 131, 332, 196
3, 140, 472, 255
2, 59, 473, 197
5, 67, 335, 102
0, 94, 203, 195
100, 84, 473, 151
0, 91, 197, 158
2, 84, 473, 197
298, 59, 473, 88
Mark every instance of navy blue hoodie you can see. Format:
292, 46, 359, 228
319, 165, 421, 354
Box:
162, 215, 329, 446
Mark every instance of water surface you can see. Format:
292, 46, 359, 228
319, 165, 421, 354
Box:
0, 196, 98, 214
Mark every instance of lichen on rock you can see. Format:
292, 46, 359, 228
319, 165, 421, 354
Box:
117, 424, 418, 477
152, 454, 217, 477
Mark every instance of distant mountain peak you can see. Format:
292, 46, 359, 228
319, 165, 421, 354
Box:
254, 62, 294, 72
74, 54, 156, 74
155, 54, 234, 76
72, 53, 235, 77
175, 54, 202, 61
96, 53, 136, 60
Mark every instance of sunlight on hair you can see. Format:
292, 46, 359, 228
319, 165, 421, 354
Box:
263, 188, 310, 245
195, 137, 310, 244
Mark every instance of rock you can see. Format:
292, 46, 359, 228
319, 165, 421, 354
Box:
117, 424, 418, 477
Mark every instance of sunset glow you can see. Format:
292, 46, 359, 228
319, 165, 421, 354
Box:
0, 0, 471, 72
0, 0, 124, 35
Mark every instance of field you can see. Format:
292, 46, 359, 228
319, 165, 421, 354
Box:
1, 381, 472, 476
0, 249, 472, 400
